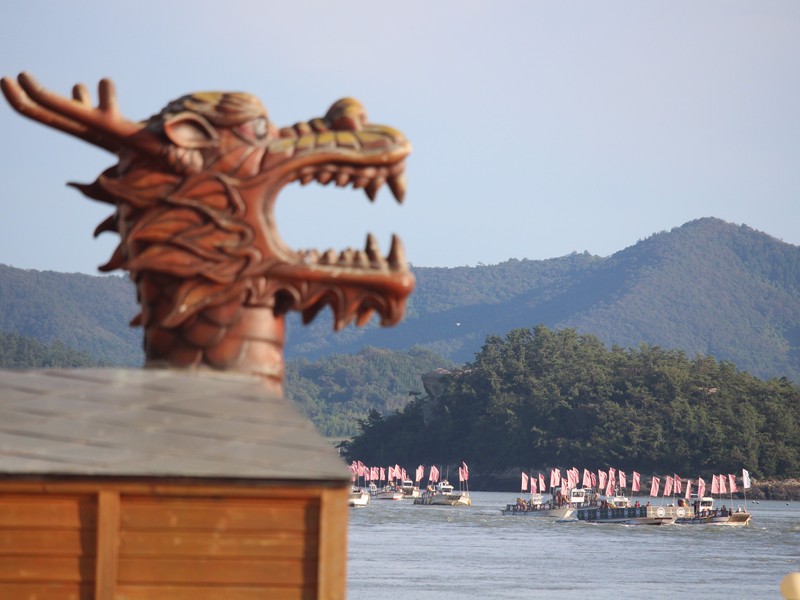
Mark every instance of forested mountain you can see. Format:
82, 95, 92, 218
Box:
286, 218, 800, 382
0, 265, 141, 366
2, 217, 799, 382
340, 326, 800, 480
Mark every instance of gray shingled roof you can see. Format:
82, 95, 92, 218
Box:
0, 368, 350, 482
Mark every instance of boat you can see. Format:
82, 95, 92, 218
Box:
675, 495, 752, 526
501, 487, 594, 518
374, 484, 404, 501
413, 480, 472, 506
349, 487, 371, 507
399, 478, 421, 498
574, 494, 686, 525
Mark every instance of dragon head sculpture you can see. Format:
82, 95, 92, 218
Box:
1, 73, 413, 394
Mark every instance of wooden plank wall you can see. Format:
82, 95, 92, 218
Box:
0, 483, 348, 600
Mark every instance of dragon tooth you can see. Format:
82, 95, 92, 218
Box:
387, 234, 407, 270
353, 176, 369, 189
300, 172, 315, 185
356, 306, 375, 327
354, 250, 370, 268
320, 249, 337, 265
365, 233, 387, 268
364, 177, 385, 202
387, 172, 406, 203
338, 248, 355, 265
336, 172, 350, 187
317, 170, 334, 184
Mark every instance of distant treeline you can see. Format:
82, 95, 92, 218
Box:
340, 326, 800, 480
0, 331, 103, 368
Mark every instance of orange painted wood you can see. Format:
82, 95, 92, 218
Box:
114, 584, 316, 600
0, 582, 93, 600
0, 556, 94, 582
95, 490, 121, 600
316, 487, 348, 600
0, 529, 94, 556
120, 497, 319, 532
0, 495, 95, 528
119, 530, 315, 559
117, 557, 315, 586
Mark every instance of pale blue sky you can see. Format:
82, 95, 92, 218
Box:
1, 1, 798, 274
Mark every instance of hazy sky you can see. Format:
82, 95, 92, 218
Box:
1, 1, 798, 274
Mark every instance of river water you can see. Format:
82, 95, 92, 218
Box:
347, 491, 800, 599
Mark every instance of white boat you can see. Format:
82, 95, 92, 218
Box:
374, 484, 404, 501
399, 478, 421, 498
501, 487, 593, 518
676, 495, 752, 526
349, 487, 370, 507
574, 494, 683, 525
414, 480, 472, 506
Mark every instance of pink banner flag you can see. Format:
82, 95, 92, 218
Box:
719, 474, 727, 494
650, 477, 660, 497
632, 471, 640, 493
388, 466, 394, 480
605, 477, 615, 497
598, 470, 607, 491
663, 476, 673, 497
685, 479, 692, 499
608, 467, 616, 483
742, 469, 751, 489
462, 462, 469, 481
539, 473, 546, 494
583, 469, 592, 488
698, 477, 706, 498
459, 467, 465, 482
531, 476, 538, 494
429, 466, 439, 482
521, 472, 529, 492
619, 471, 627, 489
550, 468, 561, 489
415, 465, 424, 482
711, 474, 720, 495
590, 472, 597, 488
673, 475, 682, 495
728, 474, 738, 493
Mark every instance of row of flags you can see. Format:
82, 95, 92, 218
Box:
349, 461, 470, 483
521, 467, 753, 497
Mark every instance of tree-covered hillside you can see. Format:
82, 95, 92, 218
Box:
0, 265, 141, 366
341, 326, 800, 480
286, 346, 455, 437
0, 332, 103, 368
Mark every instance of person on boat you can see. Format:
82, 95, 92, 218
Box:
634, 500, 640, 507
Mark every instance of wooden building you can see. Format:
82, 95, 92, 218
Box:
0, 367, 351, 600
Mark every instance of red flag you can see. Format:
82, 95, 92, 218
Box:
608, 467, 616, 485
650, 477, 660, 497
521, 472, 529, 492
673, 475, 682, 494
462, 462, 469, 481
632, 471, 641, 493
719, 474, 727, 494
388, 466, 394, 480
539, 473, 546, 493
380, 467, 385, 481
728, 474, 738, 493
663, 476, 673, 497
459, 466, 465, 482
429, 466, 439, 482
711, 474, 720, 495
531, 476, 538, 494
415, 465, 424, 482
590, 472, 597, 488
685, 479, 692, 499
619, 471, 627, 489
698, 477, 706, 498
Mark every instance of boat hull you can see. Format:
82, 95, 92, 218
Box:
676, 511, 751, 526
501, 505, 574, 518
575, 505, 686, 525
414, 493, 472, 506
348, 491, 370, 507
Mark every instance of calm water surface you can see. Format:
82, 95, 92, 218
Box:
348, 491, 800, 599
